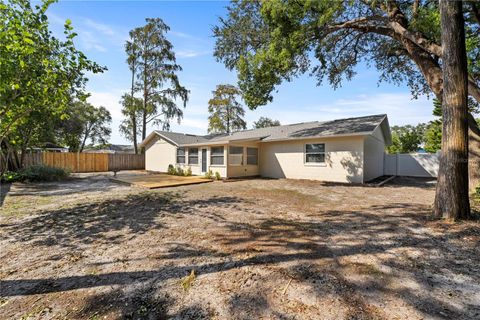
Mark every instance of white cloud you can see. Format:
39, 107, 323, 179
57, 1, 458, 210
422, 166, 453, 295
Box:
83, 18, 116, 36
176, 50, 211, 58
87, 90, 125, 120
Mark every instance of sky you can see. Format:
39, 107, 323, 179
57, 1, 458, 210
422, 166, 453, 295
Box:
46, 0, 436, 145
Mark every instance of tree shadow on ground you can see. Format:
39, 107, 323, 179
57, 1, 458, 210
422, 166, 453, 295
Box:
1, 188, 479, 319
0, 182, 11, 207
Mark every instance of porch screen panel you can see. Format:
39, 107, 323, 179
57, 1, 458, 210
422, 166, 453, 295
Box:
229, 146, 243, 165
246, 147, 258, 165
188, 148, 198, 164
210, 147, 224, 165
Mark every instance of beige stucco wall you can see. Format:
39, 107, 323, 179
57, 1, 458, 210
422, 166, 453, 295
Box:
259, 136, 364, 183
145, 135, 176, 172
363, 126, 386, 182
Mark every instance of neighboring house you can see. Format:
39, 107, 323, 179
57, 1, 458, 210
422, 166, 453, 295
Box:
139, 114, 392, 183
30, 142, 69, 153
84, 144, 135, 154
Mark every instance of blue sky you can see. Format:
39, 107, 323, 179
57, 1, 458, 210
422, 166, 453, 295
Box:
47, 0, 435, 144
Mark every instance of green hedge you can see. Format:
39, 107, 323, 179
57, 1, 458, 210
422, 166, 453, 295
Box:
1, 165, 70, 183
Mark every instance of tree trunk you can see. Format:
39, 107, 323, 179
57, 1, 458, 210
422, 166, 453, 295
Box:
130, 49, 138, 155
434, 0, 471, 220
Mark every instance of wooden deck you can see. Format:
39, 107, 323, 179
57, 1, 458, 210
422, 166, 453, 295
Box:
111, 173, 212, 189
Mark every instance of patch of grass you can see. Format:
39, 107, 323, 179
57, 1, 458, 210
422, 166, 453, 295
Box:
180, 269, 196, 291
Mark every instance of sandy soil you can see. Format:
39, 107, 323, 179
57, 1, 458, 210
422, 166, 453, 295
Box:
0, 174, 479, 319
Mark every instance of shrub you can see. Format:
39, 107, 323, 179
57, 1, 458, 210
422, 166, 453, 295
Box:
204, 169, 213, 179
175, 166, 184, 176
215, 171, 221, 180
0, 171, 23, 183
1, 165, 70, 183
167, 164, 176, 175
20, 165, 70, 182
184, 167, 192, 176
476, 185, 480, 196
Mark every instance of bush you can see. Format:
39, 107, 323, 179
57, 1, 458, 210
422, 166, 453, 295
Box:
0, 171, 23, 183
21, 165, 70, 182
1, 165, 70, 183
476, 185, 480, 196
215, 171, 221, 180
167, 164, 176, 175
175, 166, 184, 176
184, 167, 192, 176
204, 169, 213, 179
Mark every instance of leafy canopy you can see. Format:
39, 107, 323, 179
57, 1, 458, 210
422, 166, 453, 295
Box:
208, 84, 247, 134
0, 0, 105, 141
127, 18, 189, 137
253, 117, 281, 128
387, 124, 426, 154
213, 0, 480, 109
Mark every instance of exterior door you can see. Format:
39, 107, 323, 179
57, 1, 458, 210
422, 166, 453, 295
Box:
201, 149, 207, 172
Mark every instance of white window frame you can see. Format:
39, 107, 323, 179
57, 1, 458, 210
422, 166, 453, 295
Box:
177, 147, 186, 164
188, 147, 199, 165
229, 146, 244, 166
304, 143, 326, 166
246, 147, 258, 165
210, 146, 225, 166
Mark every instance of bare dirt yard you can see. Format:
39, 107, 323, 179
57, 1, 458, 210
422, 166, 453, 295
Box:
1, 173, 479, 319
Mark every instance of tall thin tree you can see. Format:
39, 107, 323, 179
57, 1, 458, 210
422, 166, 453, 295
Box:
125, 38, 139, 154
129, 18, 189, 145
434, 0, 471, 219
208, 84, 246, 134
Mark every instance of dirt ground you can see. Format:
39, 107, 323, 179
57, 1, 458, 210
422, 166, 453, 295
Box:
0, 173, 479, 320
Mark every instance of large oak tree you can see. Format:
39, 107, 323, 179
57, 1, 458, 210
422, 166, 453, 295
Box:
213, 0, 480, 219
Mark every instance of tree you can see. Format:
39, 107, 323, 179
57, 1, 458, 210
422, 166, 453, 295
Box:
208, 84, 247, 134
213, 0, 480, 220
125, 36, 140, 153
119, 94, 143, 150
126, 18, 189, 145
0, 0, 104, 170
424, 121, 442, 153
434, 0, 470, 220
56, 102, 112, 152
424, 97, 479, 153
387, 124, 426, 153
213, 1, 480, 107
253, 117, 281, 128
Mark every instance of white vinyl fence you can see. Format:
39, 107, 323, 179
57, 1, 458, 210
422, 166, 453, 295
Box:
384, 153, 439, 177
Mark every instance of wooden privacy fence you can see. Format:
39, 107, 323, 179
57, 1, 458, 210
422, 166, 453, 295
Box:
5, 152, 144, 173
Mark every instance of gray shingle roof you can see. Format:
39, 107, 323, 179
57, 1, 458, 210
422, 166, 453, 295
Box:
152, 114, 388, 146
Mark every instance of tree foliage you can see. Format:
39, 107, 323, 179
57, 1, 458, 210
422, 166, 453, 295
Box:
119, 94, 143, 149
0, 0, 104, 169
208, 84, 247, 134
387, 124, 426, 154
213, 0, 480, 108
253, 117, 281, 128
125, 18, 189, 144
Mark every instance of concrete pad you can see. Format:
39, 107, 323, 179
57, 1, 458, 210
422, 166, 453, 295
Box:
111, 173, 212, 189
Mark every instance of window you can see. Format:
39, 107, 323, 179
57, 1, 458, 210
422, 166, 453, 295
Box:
229, 146, 243, 165
305, 143, 325, 164
210, 146, 224, 165
188, 148, 198, 165
247, 147, 258, 165
176, 148, 185, 164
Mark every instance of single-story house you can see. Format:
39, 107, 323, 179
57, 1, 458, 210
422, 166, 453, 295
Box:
139, 114, 392, 183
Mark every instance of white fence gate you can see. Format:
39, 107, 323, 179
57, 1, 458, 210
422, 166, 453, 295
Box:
384, 153, 439, 178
